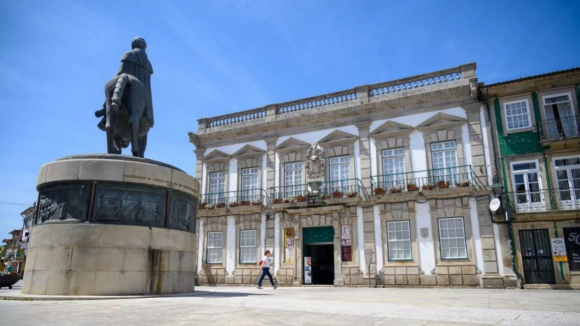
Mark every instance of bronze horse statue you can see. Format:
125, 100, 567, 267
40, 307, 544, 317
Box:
95, 73, 151, 157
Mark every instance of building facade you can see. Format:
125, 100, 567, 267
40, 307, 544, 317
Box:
486, 68, 580, 287
190, 63, 515, 288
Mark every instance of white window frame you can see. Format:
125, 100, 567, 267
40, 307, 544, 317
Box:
386, 220, 412, 261
542, 92, 577, 139
209, 172, 226, 204
240, 168, 259, 201
504, 99, 532, 131
239, 230, 257, 263
438, 217, 468, 260
329, 155, 350, 193
206, 232, 223, 264
382, 148, 405, 189
510, 159, 545, 213
553, 155, 580, 210
284, 162, 304, 198
430, 140, 458, 184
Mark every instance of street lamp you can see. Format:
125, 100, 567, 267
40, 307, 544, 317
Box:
364, 249, 374, 288
492, 181, 504, 198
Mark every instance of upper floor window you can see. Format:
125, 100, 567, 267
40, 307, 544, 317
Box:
284, 162, 303, 198
543, 94, 578, 139
554, 156, 580, 209
329, 156, 350, 193
241, 168, 259, 201
431, 141, 458, 183
504, 100, 532, 130
382, 148, 405, 189
511, 160, 544, 212
209, 172, 226, 204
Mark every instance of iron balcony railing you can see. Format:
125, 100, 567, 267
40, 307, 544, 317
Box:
539, 116, 580, 141
370, 165, 473, 194
270, 178, 367, 203
503, 188, 580, 214
199, 188, 270, 209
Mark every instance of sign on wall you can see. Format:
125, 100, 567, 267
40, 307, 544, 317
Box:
284, 228, 295, 263
304, 257, 312, 284
551, 238, 568, 262
563, 227, 580, 271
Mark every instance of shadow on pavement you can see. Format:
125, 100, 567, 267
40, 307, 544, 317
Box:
167, 290, 269, 298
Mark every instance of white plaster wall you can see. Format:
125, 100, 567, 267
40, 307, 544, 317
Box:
354, 140, 361, 180
261, 213, 266, 254
229, 158, 238, 193
276, 125, 359, 146
226, 215, 235, 275
369, 107, 467, 132
480, 106, 493, 185
410, 130, 427, 179
357, 206, 365, 274
469, 198, 484, 274
369, 138, 377, 177
201, 163, 207, 194
373, 205, 384, 273
197, 219, 204, 274
275, 152, 280, 188
262, 153, 267, 192
415, 202, 435, 274
274, 213, 280, 274
461, 123, 472, 168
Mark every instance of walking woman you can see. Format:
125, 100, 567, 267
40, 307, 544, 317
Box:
257, 250, 277, 289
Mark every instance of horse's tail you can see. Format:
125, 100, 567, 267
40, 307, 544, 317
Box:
111, 74, 128, 112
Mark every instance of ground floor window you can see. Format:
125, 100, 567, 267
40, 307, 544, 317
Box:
438, 217, 467, 259
386, 221, 412, 260
206, 232, 223, 264
239, 230, 257, 263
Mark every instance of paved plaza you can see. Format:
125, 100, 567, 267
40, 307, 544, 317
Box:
1, 282, 580, 325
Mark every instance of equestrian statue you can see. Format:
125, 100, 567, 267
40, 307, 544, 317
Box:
95, 37, 154, 158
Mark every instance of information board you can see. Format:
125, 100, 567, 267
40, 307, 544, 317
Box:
564, 227, 580, 271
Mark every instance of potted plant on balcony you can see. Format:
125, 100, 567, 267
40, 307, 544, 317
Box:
322, 194, 332, 200
347, 191, 358, 198
422, 183, 434, 191
251, 200, 262, 206
407, 183, 420, 192
436, 180, 450, 189
240, 200, 251, 206
389, 186, 402, 194
229, 202, 240, 207
216, 202, 226, 208
296, 195, 307, 202
283, 198, 294, 203
273, 198, 283, 204
199, 202, 207, 209
455, 179, 471, 187
332, 190, 344, 198
373, 187, 386, 195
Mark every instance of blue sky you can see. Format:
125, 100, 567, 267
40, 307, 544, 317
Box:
1, 0, 579, 236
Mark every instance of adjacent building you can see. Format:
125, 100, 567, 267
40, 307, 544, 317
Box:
486, 68, 580, 286
190, 63, 515, 288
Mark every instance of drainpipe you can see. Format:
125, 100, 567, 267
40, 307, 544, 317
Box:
485, 86, 525, 289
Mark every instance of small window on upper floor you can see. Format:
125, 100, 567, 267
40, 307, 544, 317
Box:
504, 100, 532, 131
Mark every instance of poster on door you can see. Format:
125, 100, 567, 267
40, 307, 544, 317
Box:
564, 227, 580, 271
551, 238, 568, 262
304, 257, 312, 284
285, 228, 295, 263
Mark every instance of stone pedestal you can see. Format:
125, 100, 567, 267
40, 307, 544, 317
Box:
22, 154, 200, 295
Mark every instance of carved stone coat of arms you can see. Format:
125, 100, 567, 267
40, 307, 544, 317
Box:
304, 143, 325, 180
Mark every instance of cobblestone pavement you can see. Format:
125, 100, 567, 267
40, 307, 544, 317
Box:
1, 284, 580, 325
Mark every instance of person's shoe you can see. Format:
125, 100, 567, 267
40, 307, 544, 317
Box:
257, 286, 263, 289
274, 285, 278, 289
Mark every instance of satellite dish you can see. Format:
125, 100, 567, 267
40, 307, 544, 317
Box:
489, 198, 501, 212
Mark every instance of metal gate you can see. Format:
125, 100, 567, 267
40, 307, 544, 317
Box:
519, 229, 556, 284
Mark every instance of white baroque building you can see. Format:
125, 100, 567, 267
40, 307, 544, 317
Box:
189, 63, 516, 288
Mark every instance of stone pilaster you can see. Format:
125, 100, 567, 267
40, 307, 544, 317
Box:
194, 148, 206, 182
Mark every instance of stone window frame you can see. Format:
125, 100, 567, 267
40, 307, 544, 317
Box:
278, 154, 308, 189
205, 231, 223, 264
498, 94, 537, 136
203, 150, 231, 196
274, 138, 311, 190
317, 130, 359, 185
385, 220, 413, 261
437, 217, 468, 260
369, 121, 414, 180
232, 145, 266, 203
201, 216, 228, 269
234, 214, 262, 268
429, 198, 477, 267
379, 202, 421, 268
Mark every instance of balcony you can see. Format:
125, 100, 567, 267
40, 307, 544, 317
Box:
269, 178, 369, 206
539, 116, 580, 142
371, 165, 473, 195
503, 188, 580, 215
198, 188, 269, 211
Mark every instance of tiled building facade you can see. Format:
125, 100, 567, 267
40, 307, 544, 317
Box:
188, 63, 566, 288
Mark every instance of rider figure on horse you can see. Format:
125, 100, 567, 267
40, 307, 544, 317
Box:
96, 37, 154, 130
